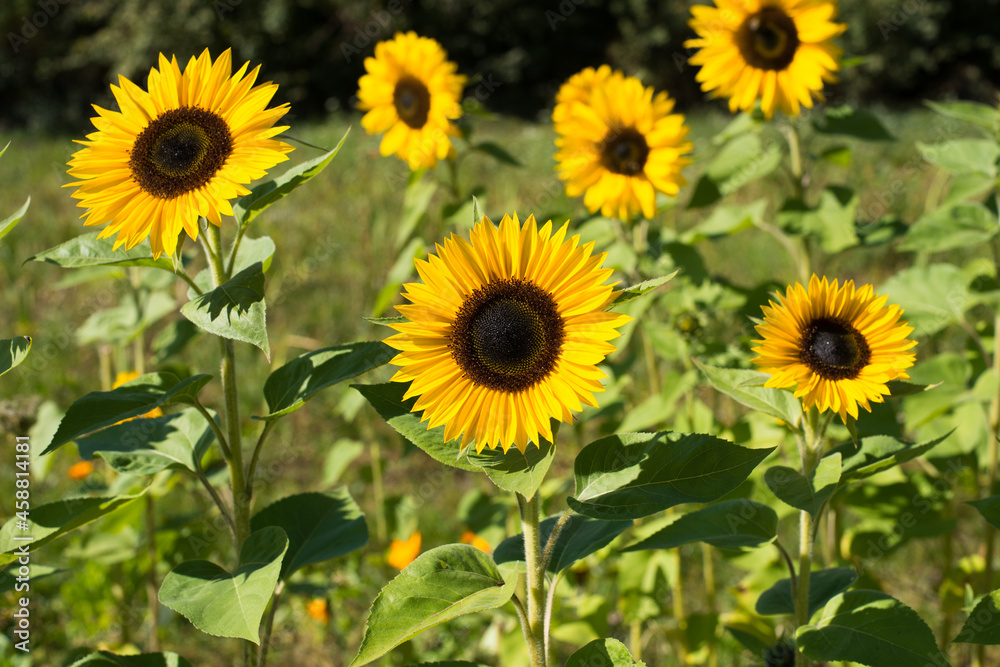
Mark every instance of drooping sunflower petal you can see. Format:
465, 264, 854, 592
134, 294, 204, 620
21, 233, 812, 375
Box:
387, 213, 631, 453
66, 48, 293, 259
752, 275, 917, 421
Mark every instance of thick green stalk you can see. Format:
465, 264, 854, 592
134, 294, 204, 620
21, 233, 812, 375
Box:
518, 492, 547, 667
145, 495, 160, 652
795, 509, 813, 667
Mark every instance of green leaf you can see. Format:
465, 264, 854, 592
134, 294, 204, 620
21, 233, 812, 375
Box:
234, 131, 349, 228
43, 373, 212, 455
0, 491, 147, 559
76, 292, 176, 346
704, 134, 781, 196
941, 171, 997, 207
681, 200, 766, 244
568, 432, 774, 520
353, 382, 482, 472
829, 433, 951, 482
796, 590, 948, 666
463, 436, 555, 499
917, 139, 999, 176
0, 196, 29, 242
350, 544, 517, 667
953, 590, 1000, 644
259, 341, 395, 420
622, 499, 777, 551
565, 639, 646, 666
967, 496, 1000, 530
364, 316, 408, 326
878, 263, 972, 337
231, 236, 276, 274
76, 408, 216, 476
0, 563, 61, 594
472, 196, 487, 226
776, 186, 859, 253
693, 360, 803, 426
396, 173, 438, 249
812, 106, 894, 141
0, 336, 31, 378
610, 271, 679, 310
902, 203, 998, 252
764, 454, 840, 516
925, 99, 1000, 132
820, 145, 851, 167
472, 141, 522, 167
250, 489, 367, 580
402, 663, 492, 667
68, 652, 194, 667
158, 526, 288, 643
686, 174, 722, 209
151, 319, 200, 364
180, 262, 269, 358
493, 514, 631, 573
28, 232, 175, 271
756, 567, 858, 618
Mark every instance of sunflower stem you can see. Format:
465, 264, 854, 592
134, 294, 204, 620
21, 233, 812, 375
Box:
794, 407, 823, 667
517, 492, 548, 667
783, 121, 805, 201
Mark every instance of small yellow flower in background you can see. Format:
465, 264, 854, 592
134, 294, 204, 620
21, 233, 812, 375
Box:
113, 371, 165, 421
386, 213, 632, 453
305, 598, 331, 624
357, 32, 467, 170
752, 275, 917, 421
387, 531, 422, 570
68, 460, 95, 480
460, 530, 491, 553
553, 67, 692, 221
66, 48, 293, 259
685, 0, 846, 119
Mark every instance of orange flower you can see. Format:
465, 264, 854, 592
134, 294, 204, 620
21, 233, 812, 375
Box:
305, 598, 330, 624
113, 371, 164, 421
460, 530, 491, 553
387, 531, 422, 569
68, 460, 95, 480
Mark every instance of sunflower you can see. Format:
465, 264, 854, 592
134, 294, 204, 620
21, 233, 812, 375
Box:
553, 68, 692, 221
66, 49, 293, 259
386, 213, 631, 453
685, 0, 846, 119
357, 32, 467, 170
752, 275, 917, 421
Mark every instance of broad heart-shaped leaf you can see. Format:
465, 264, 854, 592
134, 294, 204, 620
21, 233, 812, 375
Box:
565, 638, 646, 666
250, 489, 367, 580
925, 99, 1000, 132
967, 496, 1000, 530
0, 491, 147, 562
28, 232, 175, 271
259, 341, 395, 420
776, 186, 859, 254
159, 526, 288, 644
879, 263, 973, 337
812, 106, 894, 141
353, 382, 481, 472
0, 336, 31, 378
764, 454, 840, 516
68, 652, 193, 667
0, 196, 29, 242
181, 262, 269, 358
828, 433, 951, 482
75, 408, 217, 476
622, 499, 777, 551
350, 544, 518, 667
568, 432, 774, 520
796, 590, 948, 666
917, 138, 1000, 176
493, 513, 631, 574
756, 567, 858, 618
234, 130, 349, 229
463, 435, 555, 499
901, 203, 998, 253
43, 373, 212, 456
693, 360, 803, 427
609, 271, 679, 310
953, 590, 1000, 644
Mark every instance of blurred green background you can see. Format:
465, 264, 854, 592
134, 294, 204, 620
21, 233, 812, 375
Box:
1, 0, 998, 132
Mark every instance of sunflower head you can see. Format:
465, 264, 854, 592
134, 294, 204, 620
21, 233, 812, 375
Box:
752, 275, 917, 421
357, 32, 467, 170
685, 0, 846, 118
553, 68, 692, 221
66, 49, 293, 259
386, 213, 632, 453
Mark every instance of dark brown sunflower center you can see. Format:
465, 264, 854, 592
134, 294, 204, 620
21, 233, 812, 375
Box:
450, 278, 565, 393
800, 317, 871, 381
737, 7, 800, 71
129, 106, 233, 200
601, 127, 650, 176
393, 76, 431, 129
